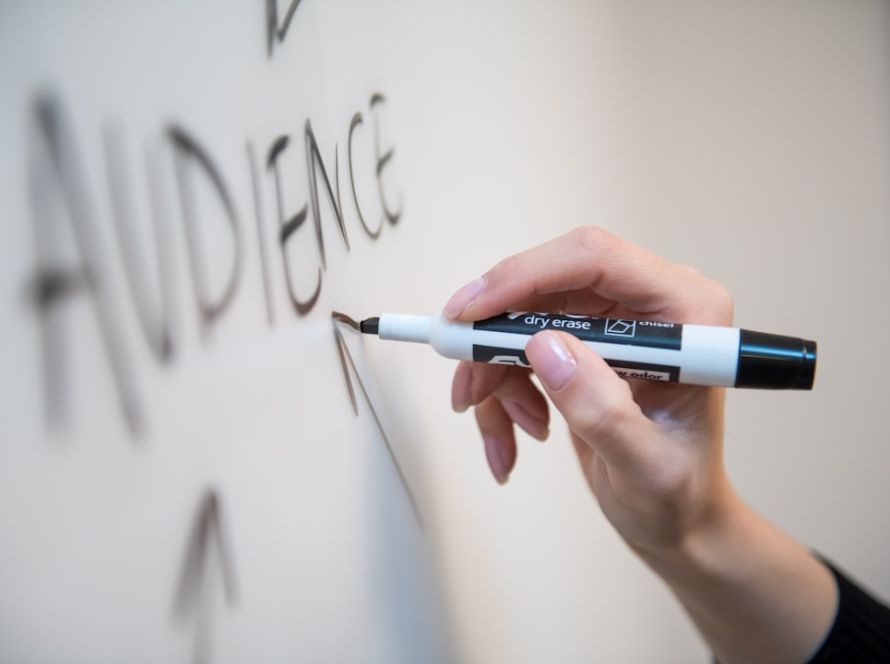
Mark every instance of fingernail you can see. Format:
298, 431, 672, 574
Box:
501, 400, 549, 442
443, 277, 486, 319
532, 333, 578, 391
483, 436, 509, 484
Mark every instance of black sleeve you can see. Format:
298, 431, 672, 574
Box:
807, 559, 890, 663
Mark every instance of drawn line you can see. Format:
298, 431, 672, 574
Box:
330, 310, 360, 330
172, 488, 239, 620
332, 314, 424, 529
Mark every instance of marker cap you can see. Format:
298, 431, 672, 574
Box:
735, 330, 817, 390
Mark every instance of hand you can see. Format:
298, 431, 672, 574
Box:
444, 227, 838, 663
443, 226, 735, 554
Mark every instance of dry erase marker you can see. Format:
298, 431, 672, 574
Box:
359, 312, 816, 389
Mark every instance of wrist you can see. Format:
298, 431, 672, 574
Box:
629, 482, 838, 664
631, 479, 750, 582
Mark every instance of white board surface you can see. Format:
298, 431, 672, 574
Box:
2, 2, 889, 663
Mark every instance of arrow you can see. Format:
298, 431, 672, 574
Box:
172, 488, 239, 664
332, 312, 424, 529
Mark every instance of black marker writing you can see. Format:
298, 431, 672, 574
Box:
332, 313, 423, 528
104, 125, 175, 363
370, 93, 402, 226
247, 141, 275, 325
26, 93, 143, 436
169, 125, 244, 335
305, 119, 350, 269
267, 134, 319, 315
172, 488, 239, 664
25, 90, 402, 435
347, 112, 381, 239
265, 0, 304, 58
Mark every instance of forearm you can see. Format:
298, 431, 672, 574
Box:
636, 486, 837, 664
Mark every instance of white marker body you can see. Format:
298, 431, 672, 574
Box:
376, 313, 740, 387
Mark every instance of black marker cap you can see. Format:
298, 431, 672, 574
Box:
735, 329, 817, 390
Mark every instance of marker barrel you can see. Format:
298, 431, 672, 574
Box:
375, 312, 816, 390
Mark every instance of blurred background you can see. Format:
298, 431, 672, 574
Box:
1, 1, 888, 662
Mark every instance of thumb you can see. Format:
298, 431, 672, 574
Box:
525, 330, 654, 472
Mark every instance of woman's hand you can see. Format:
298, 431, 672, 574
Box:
443, 226, 734, 554
443, 227, 837, 663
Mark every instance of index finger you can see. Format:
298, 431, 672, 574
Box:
442, 226, 732, 326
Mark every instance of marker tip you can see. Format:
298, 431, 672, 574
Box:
360, 317, 379, 335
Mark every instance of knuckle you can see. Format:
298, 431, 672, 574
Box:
646, 463, 694, 508
704, 281, 734, 323
573, 226, 616, 256
679, 268, 734, 325
488, 253, 521, 282
473, 396, 496, 428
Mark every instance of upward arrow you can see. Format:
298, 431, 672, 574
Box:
172, 488, 239, 664
332, 313, 424, 529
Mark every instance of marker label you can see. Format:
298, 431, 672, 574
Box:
603, 360, 679, 382
471, 344, 680, 381
472, 345, 530, 366
473, 313, 683, 350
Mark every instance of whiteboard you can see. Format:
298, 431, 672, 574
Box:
2, 2, 889, 663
